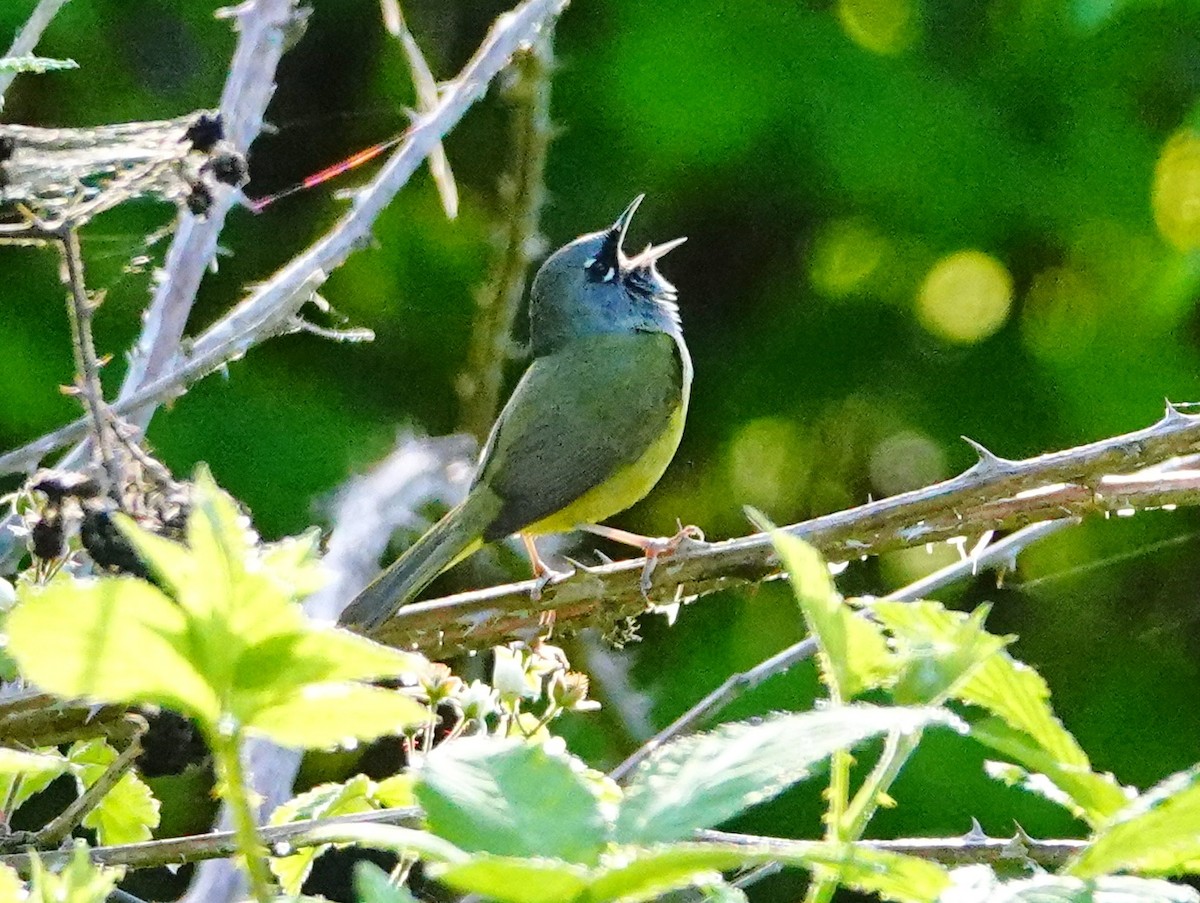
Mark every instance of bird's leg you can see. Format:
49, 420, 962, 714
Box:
521, 533, 572, 601
583, 521, 705, 597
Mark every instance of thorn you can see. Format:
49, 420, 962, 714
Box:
1161, 399, 1190, 426
961, 436, 1013, 473
1002, 822, 1034, 860
560, 554, 604, 574
963, 817, 988, 843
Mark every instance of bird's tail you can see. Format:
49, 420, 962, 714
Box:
339, 489, 497, 632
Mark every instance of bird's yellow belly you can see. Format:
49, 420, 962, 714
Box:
524, 399, 687, 535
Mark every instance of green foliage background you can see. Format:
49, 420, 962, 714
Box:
3, 0, 1200, 898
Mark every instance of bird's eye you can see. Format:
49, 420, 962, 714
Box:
583, 257, 616, 283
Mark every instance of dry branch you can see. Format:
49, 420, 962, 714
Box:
362, 405, 1200, 652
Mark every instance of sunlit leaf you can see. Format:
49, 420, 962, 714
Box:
417, 737, 609, 866
68, 739, 160, 845
869, 601, 1009, 705
944, 864, 1198, 903
0, 747, 70, 814
431, 855, 590, 903
6, 578, 220, 722
354, 860, 419, 903
616, 706, 961, 845
270, 775, 377, 894
26, 844, 119, 903
1069, 765, 1200, 878
247, 683, 427, 747
760, 519, 894, 699
975, 720, 1132, 825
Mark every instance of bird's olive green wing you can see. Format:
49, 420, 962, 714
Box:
477, 330, 687, 540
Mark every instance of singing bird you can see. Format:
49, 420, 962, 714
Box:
340, 196, 692, 631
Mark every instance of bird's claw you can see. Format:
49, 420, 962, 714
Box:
637, 523, 705, 600
529, 563, 573, 602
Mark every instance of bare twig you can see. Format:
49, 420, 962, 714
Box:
115, 0, 303, 435
0, 0, 571, 486
362, 406, 1200, 652
0, 807, 1083, 875
35, 719, 146, 847
0, 0, 70, 103
0, 805, 422, 874
55, 227, 120, 496
609, 638, 819, 782
380, 0, 459, 219
457, 30, 554, 439
0, 690, 126, 748
698, 827, 1082, 870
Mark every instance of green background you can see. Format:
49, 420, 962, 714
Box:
3, 0, 1200, 899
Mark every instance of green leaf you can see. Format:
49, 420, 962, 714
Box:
615, 705, 961, 845
975, 721, 1132, 824
761, 518, 894, 699
306, 822, 467, 863
1069, 765, 1200, 878
247, 683, 427, 747
68, 739, 160, 845
0, 864, 22, 901
6, 578, 220, 723
0, 55, 78, 74
354, 861, 419, 903
26, 844, 119, 903
943, 864, 1198, 903
590, 842, 949, 903
416, 737, 610, 866
959, 664, 1129, 825
871, 598, 1128, 826
270, 775, 377, 894
431, 855, 591, 903
869, 602, 1009, 705
0, 747, 70, 817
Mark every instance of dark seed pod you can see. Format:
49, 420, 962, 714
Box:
81, 507, 151, 579
182, 112, 223, 152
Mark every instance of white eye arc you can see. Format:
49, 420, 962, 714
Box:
602, 267, 615, 282
583, 257, 596, 267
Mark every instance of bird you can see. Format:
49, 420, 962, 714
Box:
339, 195, 692, 632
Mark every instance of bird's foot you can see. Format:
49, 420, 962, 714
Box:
584, 521, 705, 598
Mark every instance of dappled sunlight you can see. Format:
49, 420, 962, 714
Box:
916, 250, 1013, 344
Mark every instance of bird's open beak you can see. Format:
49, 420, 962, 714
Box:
597, 194, 645, 270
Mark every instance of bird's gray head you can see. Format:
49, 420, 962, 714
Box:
529, 195, 686, 356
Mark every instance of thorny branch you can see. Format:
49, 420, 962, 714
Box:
361, 405, 1200, 652
0, 0, 71, 103
55, 226, 120, 496
0, 803, 1081, 875
458, 30, 555, 440
0, 0, 571, 484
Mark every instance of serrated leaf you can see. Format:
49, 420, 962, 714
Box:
870, 599, 1128, 826
975, 721, 1132, 824
354, 861, 419, 903
0, 748, 69, 814
429, 855, 591, 903
869, 602, 1009, 705
27, 844, 119, 903
943, 864, 1198, 903
68, 739, 160, 845
588, 841, 949, 903
270, 775, 376, 894
961, 667, 1129, 825
6, 578, 220, 723
248, 683, 427, 747
373, 773, 416, 808
416, 737, 609, 866
616, 705, 960, 845
0, 864, 22, 901
766, 524, 894, 699
1068, 765, 1200, 878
